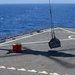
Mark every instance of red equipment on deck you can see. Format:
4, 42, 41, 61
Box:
12, 44, 22, 53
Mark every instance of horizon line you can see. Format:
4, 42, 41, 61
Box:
0, 3, 75, 4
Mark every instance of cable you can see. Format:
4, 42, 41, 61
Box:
49, 0, 55, 38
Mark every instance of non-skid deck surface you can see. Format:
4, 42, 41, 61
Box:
0, 28, 75, 75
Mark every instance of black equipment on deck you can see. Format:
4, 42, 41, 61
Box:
48, 36, 61, 49
48, 0, 61, 49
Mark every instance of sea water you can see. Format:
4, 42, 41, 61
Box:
0, 4, 75, 37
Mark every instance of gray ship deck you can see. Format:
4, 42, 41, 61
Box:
0, 28, 75, 75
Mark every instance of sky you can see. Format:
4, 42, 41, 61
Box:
0, 0, 74, 4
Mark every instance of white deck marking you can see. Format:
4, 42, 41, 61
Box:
0, 38, 75, 47
0, 28, 62, 46
58, 28, 75, 34
68, 35, 75, 39
61, 38, 75, 41
0, 33, 40, 46
0, 27, 75, 46
22, 38, 75, 44
0, 28, 52, 46
0, 66, 6, 69
0, 65, 69, 75
7, 67, 16, 70
27, 69, 37, 73
0, 28, 75, 47
49, 73, 60, 75
38, 71, 48, 74
17, 68, 26, 71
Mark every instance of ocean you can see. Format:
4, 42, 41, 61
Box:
0, 4, 75, 38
